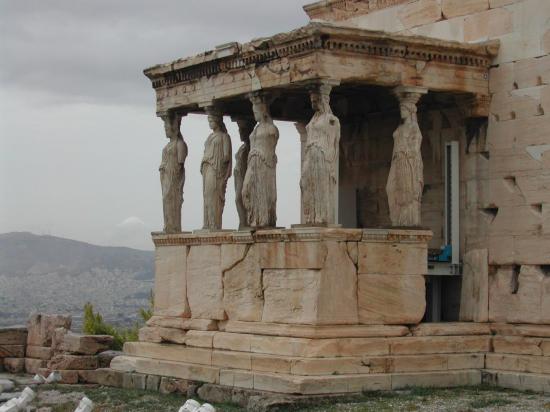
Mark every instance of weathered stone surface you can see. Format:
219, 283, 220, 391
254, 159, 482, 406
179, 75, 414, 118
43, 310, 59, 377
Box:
159, 377, 191, 394
56, 332, 113, 355
358, 242, 427, 275
486, 353, 543, 374
464, 7, 513, 42
187, 245, 225, 320
484, 370, 550, 393
133, 357, 220, 383
459, 249, 489, 322
155, 327, 187, 345
27, 314, 71, 346
411, 323, 490, 336
219, 369, 254, 389
122, 372, 147, 390
26, 345, 52, 360
47, 354, 99, 370
358, 274, 425, 325
0, 345, 25, 358
442, 0, 488, 19
110, 355, 138, 372
124, 342, 212, 365
489, 265, 549, 323
185, 330, 217, 348
154, 245, 190, 317
218, 321, 410, 339
262, 269, 320, 324
389, 336, 491, 355
258, 241, 327, 269
146, 374, 161, 391
147, 316, 218, 331
262, 241, 357, 325
139, 326, 162, 343
398, 0, 442, 29
25, 358, 48, 374
492, 336, 543, 356
98, 350, 120, 368
3, 358, 25, 373
78, 368, 124, 387
222, 244, 263, 322
0, 326, 27, 346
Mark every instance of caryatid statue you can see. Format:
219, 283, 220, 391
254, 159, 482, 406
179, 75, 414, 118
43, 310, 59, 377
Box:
242, 93, 279, 228
300, 83, 341, 225
201, 108, 232, 231
386, 87, 427, 227
159, 112, 188, 233
233, 117, 256, 229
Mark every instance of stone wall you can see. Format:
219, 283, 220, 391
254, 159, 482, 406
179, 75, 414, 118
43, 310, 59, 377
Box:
152, 228, 430, 327
319, 0, 550, 325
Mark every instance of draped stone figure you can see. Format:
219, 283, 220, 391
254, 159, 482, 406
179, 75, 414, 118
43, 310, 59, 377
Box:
300, 84, 340, 225
159, 112, 187, 233
386, 88, 426, 227
233, 117, 255, 229
242, 93, 279, 228
201, 109, 232, 230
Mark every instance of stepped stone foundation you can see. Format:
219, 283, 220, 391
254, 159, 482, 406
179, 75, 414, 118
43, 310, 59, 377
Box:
109, 229, 550, 397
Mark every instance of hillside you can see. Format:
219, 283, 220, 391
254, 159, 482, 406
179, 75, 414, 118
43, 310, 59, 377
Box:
0, 232, 154, 329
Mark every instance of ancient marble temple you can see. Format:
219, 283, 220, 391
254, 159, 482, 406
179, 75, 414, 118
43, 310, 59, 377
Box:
112, 0, 550, 400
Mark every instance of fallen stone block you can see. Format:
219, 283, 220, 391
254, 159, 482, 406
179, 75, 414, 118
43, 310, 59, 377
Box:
58, 332, 114, 355
110, 355, 138, 372
78, 368, 124, 387
25, 358, 48, 374
98, 350, 121, 368
25, 345, 53, 360
47, 354, 99, 371
158, 377, 192, 394
3, 358, 25, 374
0, 326, 27, 346
27, 314, 71, 347
0, 345, 25, 358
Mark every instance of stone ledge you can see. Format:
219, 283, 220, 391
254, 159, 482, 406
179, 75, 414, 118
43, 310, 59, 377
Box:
152, 227, 432, 246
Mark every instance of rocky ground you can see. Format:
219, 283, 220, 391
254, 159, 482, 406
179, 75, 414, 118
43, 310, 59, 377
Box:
1, 373, 549, 411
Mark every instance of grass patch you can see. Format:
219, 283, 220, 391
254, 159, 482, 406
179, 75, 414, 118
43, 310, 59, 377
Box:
468, 398, 513, 409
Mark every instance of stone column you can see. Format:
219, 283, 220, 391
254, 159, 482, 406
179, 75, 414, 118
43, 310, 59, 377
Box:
233, 116, 256, 230
300, 83, 341, 225
386, 86, 428, 227
159, 111, 188, 233
201, 107, 232, 231
242, 92, 279, 228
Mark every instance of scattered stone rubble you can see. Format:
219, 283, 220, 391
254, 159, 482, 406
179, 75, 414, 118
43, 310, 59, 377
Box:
0, 314, 117, 385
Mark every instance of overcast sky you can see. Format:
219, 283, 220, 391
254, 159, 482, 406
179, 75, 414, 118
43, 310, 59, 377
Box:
0, 1, 311, 250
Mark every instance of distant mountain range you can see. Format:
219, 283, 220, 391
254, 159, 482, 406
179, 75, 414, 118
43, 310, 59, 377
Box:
0, 232, 154, 330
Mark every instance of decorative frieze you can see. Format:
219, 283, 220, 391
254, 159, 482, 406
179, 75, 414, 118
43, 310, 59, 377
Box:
152, 227, 432, 247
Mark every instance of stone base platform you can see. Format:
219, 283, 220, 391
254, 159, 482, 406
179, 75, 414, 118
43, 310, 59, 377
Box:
111, 322, 490, 395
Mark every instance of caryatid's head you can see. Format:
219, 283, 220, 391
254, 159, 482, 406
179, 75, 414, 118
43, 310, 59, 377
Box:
310, 83, 332, 113
206, 107, 224, 132
250, 93, 271, 124
236, 117, 255, 143
162, 112, 182, 140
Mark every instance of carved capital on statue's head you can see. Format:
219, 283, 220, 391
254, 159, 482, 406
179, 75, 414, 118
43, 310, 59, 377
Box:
160, 110, 183, 140
393, 86, 428, 121
309, 80, 338, 114
232, 115, 256, 143
249, 92, 273, 124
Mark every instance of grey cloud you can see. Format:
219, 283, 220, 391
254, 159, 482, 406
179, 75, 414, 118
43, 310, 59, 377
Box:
0, 0, 309, 106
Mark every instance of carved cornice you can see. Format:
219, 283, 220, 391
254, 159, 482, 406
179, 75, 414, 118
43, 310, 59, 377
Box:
144, 23, 497, 91
151, 227, 432, 247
